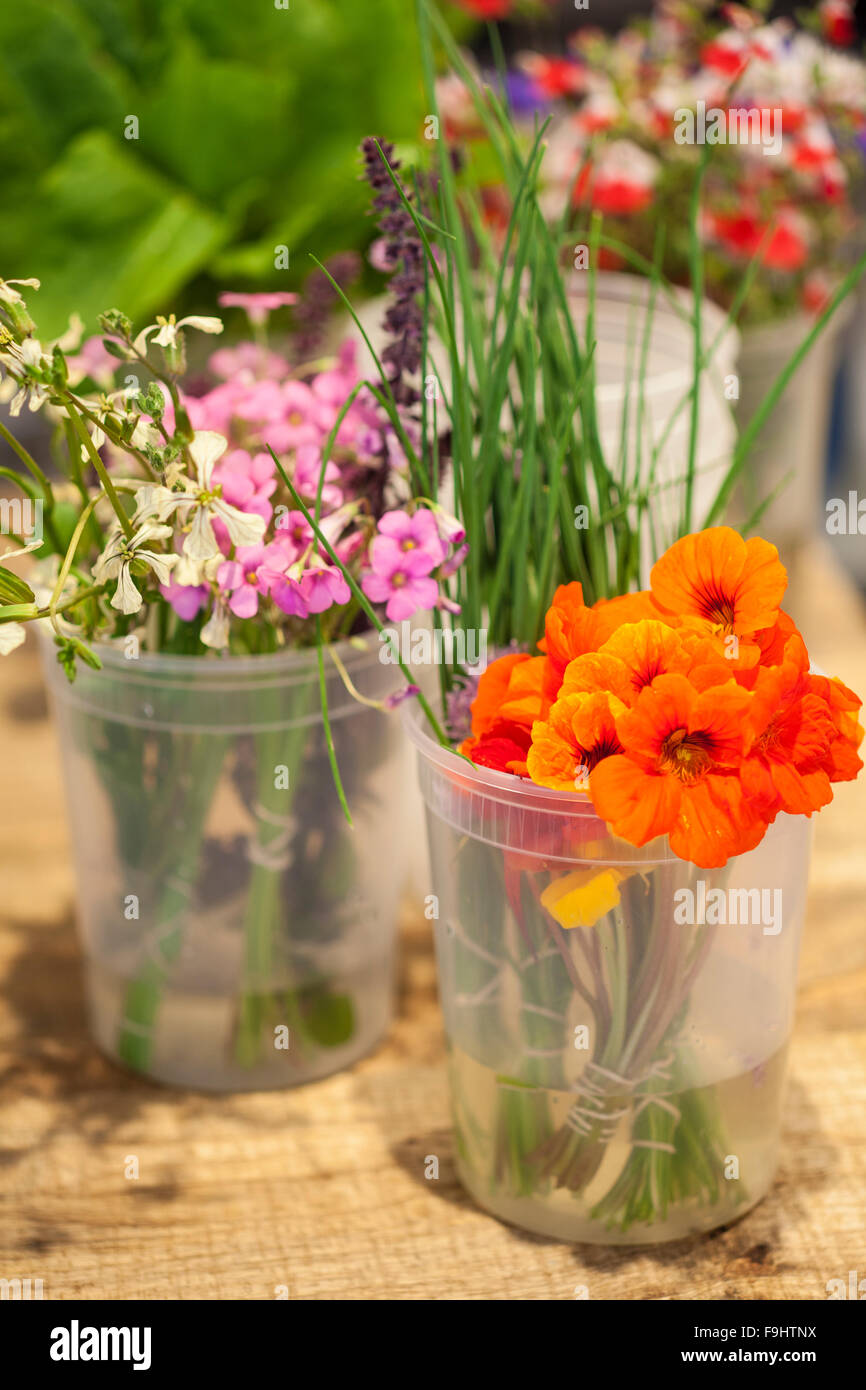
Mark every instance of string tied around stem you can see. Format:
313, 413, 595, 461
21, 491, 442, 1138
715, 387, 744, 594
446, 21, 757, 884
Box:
561, 1053, 682, 1148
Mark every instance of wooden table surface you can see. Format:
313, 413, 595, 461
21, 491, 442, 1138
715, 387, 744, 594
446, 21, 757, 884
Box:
1, 540, 864, 1301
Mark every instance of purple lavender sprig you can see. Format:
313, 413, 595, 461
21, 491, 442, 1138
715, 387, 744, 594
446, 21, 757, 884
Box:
360, 137, 425, 410
293, 252, 361, 360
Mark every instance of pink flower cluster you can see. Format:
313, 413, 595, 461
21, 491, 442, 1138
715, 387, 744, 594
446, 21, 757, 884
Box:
361, 509, 467, 621
154, 331, 464, 638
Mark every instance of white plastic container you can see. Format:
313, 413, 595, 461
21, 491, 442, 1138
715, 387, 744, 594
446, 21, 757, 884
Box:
566, 273, 740, 568
42, 636, 412, 1091
734, 308, 851, 549
406, 703, 810, 1245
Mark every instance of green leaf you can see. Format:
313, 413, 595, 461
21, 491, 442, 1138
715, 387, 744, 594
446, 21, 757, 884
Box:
0, 0, 128, 167
137, 40, 294, 202
0, 569, 35, 604
0, 130, 231, 337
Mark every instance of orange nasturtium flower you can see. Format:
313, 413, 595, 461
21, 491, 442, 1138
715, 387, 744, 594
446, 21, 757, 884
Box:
650, 526, 787, 637
460, 651, 546, 775
539, 583, 664, 702
589, 674, 768, 868
456, 527, 862, 870
527, 690, 626, 792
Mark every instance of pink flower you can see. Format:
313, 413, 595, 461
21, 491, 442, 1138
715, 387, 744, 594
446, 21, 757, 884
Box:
430, 505, 466, 545
439, 542, 469, 580
270, 574, 309, 618
208, 343, 290, 381
218, 291, 298, 326
274, 509, 315, 560
217, 540, 293, 618
335, 530, 367, 567
65, 336, 118, 388
299, 560, 352, 614
384, 684, 420, 710
372, 509, 446, 574
274, 381, 331, 451
362, 553, 440, 621
292, 444, 343, 511
210, 449, 278, 550
230, 379, 287, 428
160, 581, 210, 621
215, 450, 277, 514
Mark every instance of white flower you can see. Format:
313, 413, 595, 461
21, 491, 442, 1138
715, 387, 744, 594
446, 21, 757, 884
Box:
0, 622, 26, 655
0, 337, 50, 416
92, 521, 178, 615
0, 538, 42, 655
201, 598, 230, 650
133, 314, 223, 355
136, 431, 265, 563
0, 277, 40, 308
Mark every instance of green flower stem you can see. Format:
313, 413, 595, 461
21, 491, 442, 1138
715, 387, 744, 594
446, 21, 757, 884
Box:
267, 447, 450, 747
66, 403, 133, 540
0, 417, 56, 508
233, 677, 317, 1069
116, 737, 228, 1072
0, 420, 64, 552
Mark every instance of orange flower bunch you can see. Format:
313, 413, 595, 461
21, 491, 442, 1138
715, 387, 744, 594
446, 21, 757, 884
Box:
461, 528, 863, 867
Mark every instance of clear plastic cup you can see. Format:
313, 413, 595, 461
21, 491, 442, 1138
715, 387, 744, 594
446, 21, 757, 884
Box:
42, 634, 412, 1091
405, 703, 810, 1245
567, 273, 740, 559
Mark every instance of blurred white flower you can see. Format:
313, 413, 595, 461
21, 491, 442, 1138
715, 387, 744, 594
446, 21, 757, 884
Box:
133, 314, 223, 354
0, 277, 40, 308
201, 598, 230, 650
92, 521, 178, 615
136, 431, 265, 564
0, 538, 42, 654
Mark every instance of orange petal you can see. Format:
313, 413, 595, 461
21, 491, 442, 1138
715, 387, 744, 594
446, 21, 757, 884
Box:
589, 755, 682, 847
469, 652, 531, 737
669, 774, 767, 868
650, 526, 787, 635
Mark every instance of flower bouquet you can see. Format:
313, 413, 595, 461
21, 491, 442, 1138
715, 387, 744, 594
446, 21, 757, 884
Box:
301, 0, 864, 1240
406, 526, 862, 1241
0, 272, 463, 1090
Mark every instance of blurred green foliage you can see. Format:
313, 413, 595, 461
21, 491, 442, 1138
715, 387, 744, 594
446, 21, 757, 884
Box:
0, 0, 429, 336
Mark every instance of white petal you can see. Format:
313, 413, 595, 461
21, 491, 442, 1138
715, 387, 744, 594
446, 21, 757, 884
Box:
134, 485, 180, 523
178, 316, 223, 336
0, 278, 39, 306
213, 499, 266, 549
92, 544, 123, 585
19, 339, 44, 367
54, 313, 84, 353
111, 564, 143, 615
0, 622, 26, 655
201, 604, 230, 650
130, 419, 163, 450
173, 553, 205, 586
151, 324, 177, 348
183, 505, 219, 562
132, 521, 173, 548
132, 325, 158, 354
138, 550, 177, 586
188, 431, 228, 489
